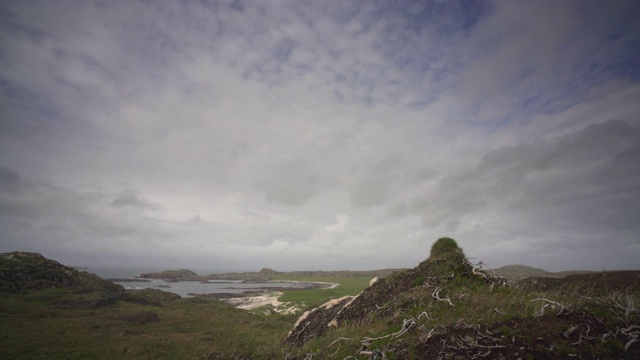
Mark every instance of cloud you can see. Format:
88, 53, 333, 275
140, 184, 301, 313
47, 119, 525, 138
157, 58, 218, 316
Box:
260, 158, 326, 206
325, 213, 349, 233
112, 191, 158, 210
457, 0, 640, 124
1, 1, 639, 271
393, 119, 640, 269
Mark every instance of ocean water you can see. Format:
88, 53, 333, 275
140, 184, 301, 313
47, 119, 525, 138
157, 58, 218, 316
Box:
84, 266, 321, 298
109, 279, 318, 297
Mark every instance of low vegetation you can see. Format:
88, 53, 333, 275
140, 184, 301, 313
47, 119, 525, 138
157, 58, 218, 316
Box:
283, 238, 639, 359
277, 276, 371, 307
1, 239, 639, 359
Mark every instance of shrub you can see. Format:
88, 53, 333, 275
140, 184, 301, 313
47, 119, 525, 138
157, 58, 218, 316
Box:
430, 237, 462, 258
426, 237, 468, 277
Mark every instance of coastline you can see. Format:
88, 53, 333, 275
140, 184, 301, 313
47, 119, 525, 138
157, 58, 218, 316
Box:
220, 280, 339, 313
112, 277, 337, 298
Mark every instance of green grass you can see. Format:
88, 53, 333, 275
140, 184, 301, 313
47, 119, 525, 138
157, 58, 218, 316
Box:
0, 290, 293, 359
275, 276, 373, 307
2, 250, 638, 359
0, 275, 375, 359
283, 282, 640, 359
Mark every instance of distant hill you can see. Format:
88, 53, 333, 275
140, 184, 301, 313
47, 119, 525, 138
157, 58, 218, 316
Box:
493, 264, 595, 281
517, 270, 640, 294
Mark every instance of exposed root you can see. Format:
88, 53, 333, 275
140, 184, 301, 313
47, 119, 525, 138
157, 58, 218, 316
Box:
419, 327, 445, 343
431, 287, 454, 306
357, 349, 386, 359
425, 320, 506, 360
362, 318, 416, 343
576, 293, 639, 353
418, 311, 433, 320
463, 259, 509, 288
531, 298, 568, 316
327, 337, 352, 348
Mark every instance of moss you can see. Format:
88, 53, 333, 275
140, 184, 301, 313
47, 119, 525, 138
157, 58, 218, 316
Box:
411, 275, 425, 287
552, 342, 578, 356
498, 325, 518, 337
429, 237, 462, 257
426, 237, 468, 277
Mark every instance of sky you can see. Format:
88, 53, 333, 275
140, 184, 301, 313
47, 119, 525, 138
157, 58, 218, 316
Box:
1, 0, 639, 273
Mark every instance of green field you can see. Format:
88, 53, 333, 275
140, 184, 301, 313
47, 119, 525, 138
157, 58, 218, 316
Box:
0, 289, 293, 359
2, 249, 638, 359
0, 275, 375, 359
276, 275, 373, 306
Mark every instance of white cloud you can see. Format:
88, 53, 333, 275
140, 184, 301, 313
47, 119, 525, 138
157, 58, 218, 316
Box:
325, 213, 350, 233
1, 0, 639, 271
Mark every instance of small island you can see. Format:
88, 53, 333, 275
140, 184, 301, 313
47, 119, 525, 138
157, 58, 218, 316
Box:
140, 269, 198, 280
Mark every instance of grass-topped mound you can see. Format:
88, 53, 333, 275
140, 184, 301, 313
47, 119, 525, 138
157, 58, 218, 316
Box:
429, 237, 464, 259
284, 238, 639, 359
286, 237, 506, 346
425, 236, 469, 276
332, 237, 503, 323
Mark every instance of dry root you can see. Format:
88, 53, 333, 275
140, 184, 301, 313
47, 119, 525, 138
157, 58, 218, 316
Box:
421, 320, 505, 360
463, 259, 509, 288
531, 298, 569, 316
432, 287, 454, 306
579, 292, 639, 352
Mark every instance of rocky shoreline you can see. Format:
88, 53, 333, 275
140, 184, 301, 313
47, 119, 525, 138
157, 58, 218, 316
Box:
191, 280, 338, 313
109, 275, 339, 312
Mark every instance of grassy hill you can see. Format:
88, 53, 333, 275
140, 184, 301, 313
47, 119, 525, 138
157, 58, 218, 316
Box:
1, 242, 639, 359
493, 264, 595, 281
282, 238, 639, 359
0, 251, 293, 358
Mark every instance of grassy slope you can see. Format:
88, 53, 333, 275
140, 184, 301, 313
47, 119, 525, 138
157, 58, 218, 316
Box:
0, 289, 293, 359
284, 273, 640, 359
282, 238, 640, 359
0, 275, 372, 359
1, 247, 638, 359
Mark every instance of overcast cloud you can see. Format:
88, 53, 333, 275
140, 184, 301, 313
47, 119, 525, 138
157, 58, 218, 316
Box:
1, 0, 639, 272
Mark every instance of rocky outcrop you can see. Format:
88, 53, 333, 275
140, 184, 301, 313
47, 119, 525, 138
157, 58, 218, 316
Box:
0, 252, 124, 295
0, 251, 182, 308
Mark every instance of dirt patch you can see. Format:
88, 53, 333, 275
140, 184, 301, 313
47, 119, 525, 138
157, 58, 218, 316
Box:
413, 313, 639, 359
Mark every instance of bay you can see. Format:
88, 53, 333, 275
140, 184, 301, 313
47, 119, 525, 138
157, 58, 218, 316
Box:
110, 279, 321, 298
84, 266, 327, 298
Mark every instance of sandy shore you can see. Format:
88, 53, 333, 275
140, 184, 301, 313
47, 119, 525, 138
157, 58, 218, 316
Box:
221, 280, 339, 313
277, 279, 339, 290
223, 291, 285, 309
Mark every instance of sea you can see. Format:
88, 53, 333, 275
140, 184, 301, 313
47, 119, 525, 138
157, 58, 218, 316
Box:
85, 266, 317, 298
